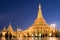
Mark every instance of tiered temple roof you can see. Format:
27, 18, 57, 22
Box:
7, 23, 16, 36
22, 4, 57, 36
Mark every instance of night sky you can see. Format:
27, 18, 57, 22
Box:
0, 0, 60, 31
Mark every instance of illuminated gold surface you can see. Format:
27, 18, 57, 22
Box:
21, 4, 57, 36
1, 4, 58, 37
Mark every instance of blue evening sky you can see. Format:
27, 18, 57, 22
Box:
0, 0, 60, 31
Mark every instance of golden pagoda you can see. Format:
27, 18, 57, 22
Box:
22, 4, 57, 37
2, 27, 7, 36
2, 27, 6, 32
7, 23, 16, 36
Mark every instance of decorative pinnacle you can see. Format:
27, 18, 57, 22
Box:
39, 4, 41, 9
37, 4, 43, 18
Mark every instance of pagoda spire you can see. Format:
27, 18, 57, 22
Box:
37, 4, 43, 18
3, 27, 6, 31
8, 22, 12, 29
2, 26, 6, 32
7, 22, 14, 31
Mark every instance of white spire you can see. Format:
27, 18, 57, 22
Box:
17, 27, 22, 31
37, 4, 43, 18
39, 4, 41, 10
